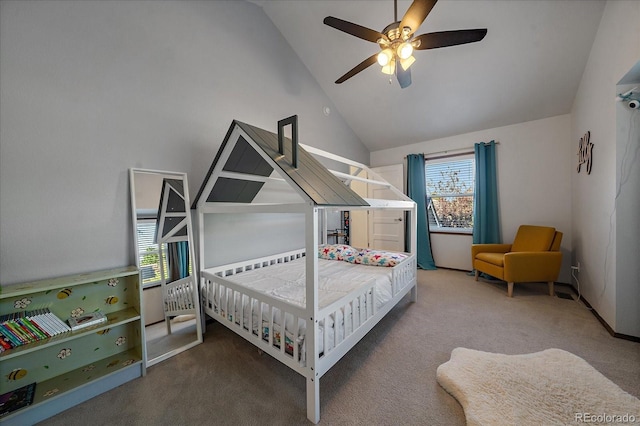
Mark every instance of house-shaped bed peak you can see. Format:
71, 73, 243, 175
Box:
193, 119, 369, 209
156, 178, 189, 243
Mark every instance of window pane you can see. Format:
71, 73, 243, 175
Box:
428, 195, 474, 228
136, 220, 168, 286
425, 156, 474, 230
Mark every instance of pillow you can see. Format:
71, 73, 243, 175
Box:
345, 249, 408, 267
318, 244, 356, 261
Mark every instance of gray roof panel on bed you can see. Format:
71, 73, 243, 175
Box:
223, 135, 274, 177
156, 178, 189, 242
192, 120, 369, 207
206, 177, 265, 203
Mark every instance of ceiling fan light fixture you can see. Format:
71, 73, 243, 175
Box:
323, 0, 488, 88
399, 55, 415, 71
397, 42, 413, 59
381, 58, 396, 75
377, 48, 393, 66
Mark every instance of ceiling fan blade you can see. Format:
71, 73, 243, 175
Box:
323, 16, 387, 43
414, 29, 488, 50
396, 65, 412, 89
399, 0, 438, 38
335, 54, 379, 84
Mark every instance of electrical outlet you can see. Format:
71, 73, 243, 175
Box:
571, 262, 581, 273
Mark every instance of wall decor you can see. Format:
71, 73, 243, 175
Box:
577, 131, 593, 174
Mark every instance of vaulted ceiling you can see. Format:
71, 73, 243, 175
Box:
252, 0, 606, 151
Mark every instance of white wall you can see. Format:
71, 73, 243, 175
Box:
0, 0, 368, 285
201, 213, 306, 269
571, 0, 640, 336
615, 99, 640, 337
371, 115, 573, 282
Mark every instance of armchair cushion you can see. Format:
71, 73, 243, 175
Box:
510, 225, 556, 252
475, 252, 505, 267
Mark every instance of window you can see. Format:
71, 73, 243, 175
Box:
136, 219, 168, 287
425, 154, 475, 233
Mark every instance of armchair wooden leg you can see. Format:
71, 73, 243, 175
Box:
475, 270, 479, 281
548, 281, 554, 296
507, 282, 514, 297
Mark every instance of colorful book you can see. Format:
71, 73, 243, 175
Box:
0, 331, 16, 350
0, 324, 22, 347
23, 316, 51, 338
0, 309, 72, 351
2, 321, 29, 344
0, 383, 36, 417
14, 318, 39, 342
19, 317, 48, 340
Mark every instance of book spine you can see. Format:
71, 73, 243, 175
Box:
3, 320, 30, 344
0, 328, 18, 348
15, 318, 40, 342
33, 309, 59, 336
42, 313, 62, 335
3, 323, 24, 347
0, 335, 12, 350
26, 312, 53, 338
20, 317, 48, 340
45, 309, 71, 334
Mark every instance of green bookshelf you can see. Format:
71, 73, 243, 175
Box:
0, 267, 146, 424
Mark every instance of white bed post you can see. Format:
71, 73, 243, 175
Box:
410, 204, 418, 302
197, 211, 207, 332
306, 205, 320, 424
321, 209, 327, 245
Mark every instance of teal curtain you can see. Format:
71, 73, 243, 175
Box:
406, 154, 437, 270
473, 141, 500, 244
167, 241, 189, 281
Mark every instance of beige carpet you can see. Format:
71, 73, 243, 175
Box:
437, 347, 640, 426
41, 269, 640, 425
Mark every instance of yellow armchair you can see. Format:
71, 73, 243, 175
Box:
471, 225, 563, 297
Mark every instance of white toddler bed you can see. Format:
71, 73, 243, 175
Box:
194, 118, 418, 423
201, 248, 416, 365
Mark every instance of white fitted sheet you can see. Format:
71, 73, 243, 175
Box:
212, 257, 396, 360
227, 257, 393, 309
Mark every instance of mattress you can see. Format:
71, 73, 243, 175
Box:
211, 257, 397, 360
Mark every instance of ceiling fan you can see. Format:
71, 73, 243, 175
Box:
323, 0, 487, 88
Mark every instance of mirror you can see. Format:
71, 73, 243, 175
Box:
129, 168, 203, 367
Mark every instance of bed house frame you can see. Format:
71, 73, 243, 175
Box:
155, 177, 201, 337
192, 117, 418, 423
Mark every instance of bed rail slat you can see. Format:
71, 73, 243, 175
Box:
279, 310, 286, 355
268, 304, 274, 347
293, 314, 300, 362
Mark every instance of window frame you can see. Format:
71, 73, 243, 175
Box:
424, 153, 475, 235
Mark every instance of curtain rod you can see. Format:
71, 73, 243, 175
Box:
404, 141, 500, 159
